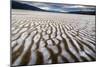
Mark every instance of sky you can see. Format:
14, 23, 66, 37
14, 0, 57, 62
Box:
13, 0, 96, 5
16, 1, 95, 12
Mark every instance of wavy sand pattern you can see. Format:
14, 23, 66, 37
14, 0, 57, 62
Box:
11, 9, 96, 66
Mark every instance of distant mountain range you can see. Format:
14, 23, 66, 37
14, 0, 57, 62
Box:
12, 1, 96, 15
12, 1, 46, 11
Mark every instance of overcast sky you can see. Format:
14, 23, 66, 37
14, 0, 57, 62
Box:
13, 0, 96, 5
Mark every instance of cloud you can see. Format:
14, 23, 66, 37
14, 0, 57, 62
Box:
39, 6, 51, 10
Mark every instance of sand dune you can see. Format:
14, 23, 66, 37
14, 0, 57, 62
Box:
11, 9, 96, 66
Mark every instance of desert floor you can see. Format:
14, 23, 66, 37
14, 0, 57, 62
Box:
11, 9, 96, 66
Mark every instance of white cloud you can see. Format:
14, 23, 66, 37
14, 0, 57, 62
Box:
39, 6, 51, 10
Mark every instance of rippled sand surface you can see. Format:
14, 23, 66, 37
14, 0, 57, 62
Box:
11, 9, 96, 66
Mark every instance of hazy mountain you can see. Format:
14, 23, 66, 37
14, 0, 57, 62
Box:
12, 1, 96, 15
12, 1, 46, 11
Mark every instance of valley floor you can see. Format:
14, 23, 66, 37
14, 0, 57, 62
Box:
11, 9, 96, 66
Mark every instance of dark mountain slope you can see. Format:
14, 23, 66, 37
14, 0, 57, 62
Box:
12, 1, 96, 15
12, 1, 45, 11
